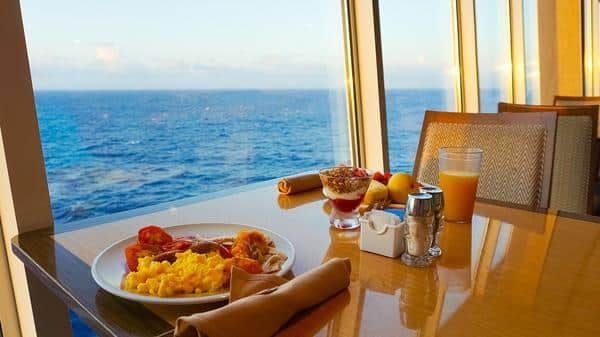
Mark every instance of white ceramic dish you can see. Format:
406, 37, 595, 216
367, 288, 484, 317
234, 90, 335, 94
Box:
91, 223, 295, 305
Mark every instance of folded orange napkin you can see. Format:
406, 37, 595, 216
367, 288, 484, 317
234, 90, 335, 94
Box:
273, 289, 350, 337
228, 267, 288, 303
174, 258, 352, 337
277, 173, 322, 195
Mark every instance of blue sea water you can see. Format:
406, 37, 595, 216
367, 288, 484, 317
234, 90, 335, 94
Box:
36, 89, 466, 225
34, 88, 487, 336
35, 90, 350, 224
385, 88, 455, 172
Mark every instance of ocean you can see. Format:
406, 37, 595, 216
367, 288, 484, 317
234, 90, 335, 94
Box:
36, 89, 351, 224
35, 89, 457, 225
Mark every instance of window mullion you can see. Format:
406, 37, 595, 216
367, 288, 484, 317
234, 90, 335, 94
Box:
341, 0, 363, 168
592, 0, 600, 95
584, 0, 599, 95
345, 0, 389, 171
0, 1, 72, 337
510, 0, 527, 103
456, 0, 480, 112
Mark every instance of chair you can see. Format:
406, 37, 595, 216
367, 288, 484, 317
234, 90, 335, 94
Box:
554, 95, 600, 106
413, 111, 556, 209
554, 96, 600, 138
498, 103, 598, 214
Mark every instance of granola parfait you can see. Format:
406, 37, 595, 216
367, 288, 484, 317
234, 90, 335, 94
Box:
319, 166, 372, 230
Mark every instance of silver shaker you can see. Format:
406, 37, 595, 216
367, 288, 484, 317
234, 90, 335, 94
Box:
401, 192, 435, 267
419, 186, 444, 257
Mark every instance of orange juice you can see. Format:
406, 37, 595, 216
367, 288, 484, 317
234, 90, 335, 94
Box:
439, 170, 479, 222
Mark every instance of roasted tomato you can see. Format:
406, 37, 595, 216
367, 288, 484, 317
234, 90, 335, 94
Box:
218, 244, 233, 258
125, 243, 159, 271
161, 238, 193, 252
138, 225, 173, 246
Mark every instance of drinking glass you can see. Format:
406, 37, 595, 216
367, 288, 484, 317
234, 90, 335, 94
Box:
319, 167, 372, 230
438, 147, 483, 223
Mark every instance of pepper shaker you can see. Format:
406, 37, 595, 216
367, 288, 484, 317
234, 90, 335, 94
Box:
419, 186, 444, 257
401, 192, 435, 267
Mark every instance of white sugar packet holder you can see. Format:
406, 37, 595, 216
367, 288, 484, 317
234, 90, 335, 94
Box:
359, 210, 405, 258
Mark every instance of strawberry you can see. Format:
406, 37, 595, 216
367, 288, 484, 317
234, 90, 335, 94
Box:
373, 171, 393, 185
373, 171, 386, 184
353, 168, 367, 177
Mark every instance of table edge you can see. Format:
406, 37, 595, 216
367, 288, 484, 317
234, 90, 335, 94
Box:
11, 231, 175, 337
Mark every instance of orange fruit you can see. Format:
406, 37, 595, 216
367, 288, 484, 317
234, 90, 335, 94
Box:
387, 173, 413, 204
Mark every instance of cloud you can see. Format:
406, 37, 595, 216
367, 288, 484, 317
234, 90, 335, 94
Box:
95, 45, 120, 71
28, 50, 347, 90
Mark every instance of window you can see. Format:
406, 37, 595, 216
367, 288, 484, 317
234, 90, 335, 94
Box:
379, 1, 459, 173
4, 2, 552, 337
475, 0, 513, 112
583, 0, 600, 95
523, 0, 541, 103
21, 1, 351, 226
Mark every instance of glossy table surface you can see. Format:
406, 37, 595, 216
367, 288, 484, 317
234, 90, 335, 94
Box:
12, 181, 600, 337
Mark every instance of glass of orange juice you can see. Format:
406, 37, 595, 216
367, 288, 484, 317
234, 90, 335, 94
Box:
438, 147, 483, 223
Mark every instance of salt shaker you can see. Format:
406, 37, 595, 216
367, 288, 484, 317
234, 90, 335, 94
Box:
419, 186, 444, 257
401, 192, 434, 267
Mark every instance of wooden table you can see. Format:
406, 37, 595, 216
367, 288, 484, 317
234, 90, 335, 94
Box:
12, 181, 600, 337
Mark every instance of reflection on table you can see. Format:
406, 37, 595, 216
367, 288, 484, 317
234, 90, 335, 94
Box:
301, 202, 600, 337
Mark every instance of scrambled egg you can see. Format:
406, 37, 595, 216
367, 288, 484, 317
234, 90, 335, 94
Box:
123, 250, 227, 297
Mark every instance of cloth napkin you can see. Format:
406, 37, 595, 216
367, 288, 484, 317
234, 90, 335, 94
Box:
174, 257, 352, 337
228, 266, 288, 303
277, 173, 322, 195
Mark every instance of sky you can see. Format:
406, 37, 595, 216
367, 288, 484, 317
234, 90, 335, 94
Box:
21, 0, 513, 91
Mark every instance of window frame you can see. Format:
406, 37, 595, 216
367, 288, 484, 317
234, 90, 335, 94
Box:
510, 0, 527, 103
0, 1, 545, 336
584, 0, 600, 95
344, 0, 389, 171
473, 0, 515, 111
0, 1, 73, 337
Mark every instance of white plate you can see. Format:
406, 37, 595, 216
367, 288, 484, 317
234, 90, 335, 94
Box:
91, 223, 295, 305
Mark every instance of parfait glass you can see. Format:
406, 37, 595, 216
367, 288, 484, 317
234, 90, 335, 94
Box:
319, 166, 372, 230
